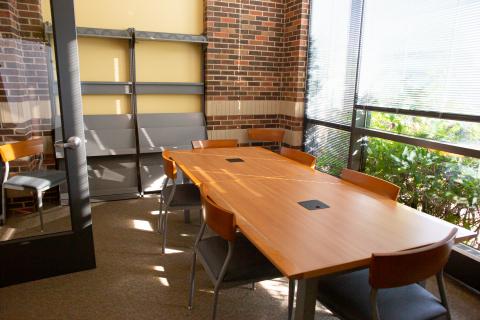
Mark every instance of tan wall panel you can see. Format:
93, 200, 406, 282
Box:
137, 95, 201, 114
136, 42, 202, 83
42, 0, 203, 34
82, 95, 131, 115
78, 38, 130, 82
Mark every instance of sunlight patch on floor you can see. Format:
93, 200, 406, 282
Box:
158, 277, 170, 287
153, 266, 165, 272
132, 219, 154, 232
258, 279, 289, 303
164, 247, 184, 254
179, 233, 194, 237
0, 227, 16, 241
259, 279, 334, 314
199, 288, 214, 294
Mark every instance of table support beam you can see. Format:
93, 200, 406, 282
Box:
294, 278, 318, 320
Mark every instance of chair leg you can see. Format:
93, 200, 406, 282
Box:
1, 187, 6, 226
288, 279, 296, 320
188, 251, 197, 310
161, 208, 168, 254
212, 286, 221, 320
158, 198, 164, 233
37, 190, 44, 232
437, 271, 451, 320
250, 282, 256, 291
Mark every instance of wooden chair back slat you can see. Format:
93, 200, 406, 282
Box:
191, 139, 238, 149
162, 151, 177, 180
201, 187, 236, 241
280, 147, 316, 169
247, 128, 285, 143
369, 228, 457, 289
340, 168, 400, 201
0, 139, 44, 163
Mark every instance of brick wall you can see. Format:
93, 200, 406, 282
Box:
204, 0, 309, 147
0, 0, 57, 215
283, 0, 309, 102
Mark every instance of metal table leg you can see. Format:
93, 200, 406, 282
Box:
294, 278, 318, 320
182, 173, 191, 224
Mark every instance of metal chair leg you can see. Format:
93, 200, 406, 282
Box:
250, 282, 256, 291
37, 190, 44, 232
161, 209, 168, 254
212, 286, 220, 320
1, 187, 6, 226
437, 271, 451, 320
288, 279, 296, 320
158, 198, 164, 233
188, 251, 197, 310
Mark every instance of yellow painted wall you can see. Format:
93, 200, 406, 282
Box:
42, 0, 203, 116
41, 0, 203, 34
137, 95, 201, 113
136, 42, 202, 82
82, 95, 131, 115
78, 38, 130, 82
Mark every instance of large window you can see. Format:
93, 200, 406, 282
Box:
305, 0, 480, 249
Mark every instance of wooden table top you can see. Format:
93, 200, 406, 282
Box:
167, 147, 477, 279
164, 147, 319, 185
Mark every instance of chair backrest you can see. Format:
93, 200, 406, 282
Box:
162, 151, 177, 180
191, 139, 238, 149
247, 128, 285, 143
280, 147, 316, 169
369, 228, 457, 289
0, 139, 43, 163
340, 168, 400, 201
200, 187, 236, 241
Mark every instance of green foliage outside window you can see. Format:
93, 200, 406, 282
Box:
364, 112, 480, 248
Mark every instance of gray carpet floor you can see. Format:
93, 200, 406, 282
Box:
0, 197, 479, 319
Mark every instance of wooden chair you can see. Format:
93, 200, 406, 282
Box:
159, 152, 201, 253
316, 228, 457, 320
189, 187, 292, 320
247, 128, 285, 150
191, 139, 238, 149
0, 139, 66, 231
340, 168, 400, 200
280, 147, 316, 169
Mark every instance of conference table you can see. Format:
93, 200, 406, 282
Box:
166, 147, 476, 320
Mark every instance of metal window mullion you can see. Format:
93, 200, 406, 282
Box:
302, 0, 314, 152
355, 105, 480, 123
129, 28, 143, 196
354, 127, 480, 159
347, 0, 367, 171
201, 43, 208, 138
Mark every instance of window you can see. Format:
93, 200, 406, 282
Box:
358, 0, 480, 116
305, 0, 480, 249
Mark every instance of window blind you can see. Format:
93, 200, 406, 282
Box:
306, 0, 362, 126
357, 0, 480, 117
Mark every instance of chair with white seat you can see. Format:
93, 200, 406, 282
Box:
316, 228, 457, 320
0, 139, 66, 232
159, 151, 202, 254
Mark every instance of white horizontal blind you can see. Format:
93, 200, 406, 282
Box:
306, 0, 360, 126
304, 124, 350, 175
358, 0, 480, 116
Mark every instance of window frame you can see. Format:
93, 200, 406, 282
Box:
303, 0, 480, 291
